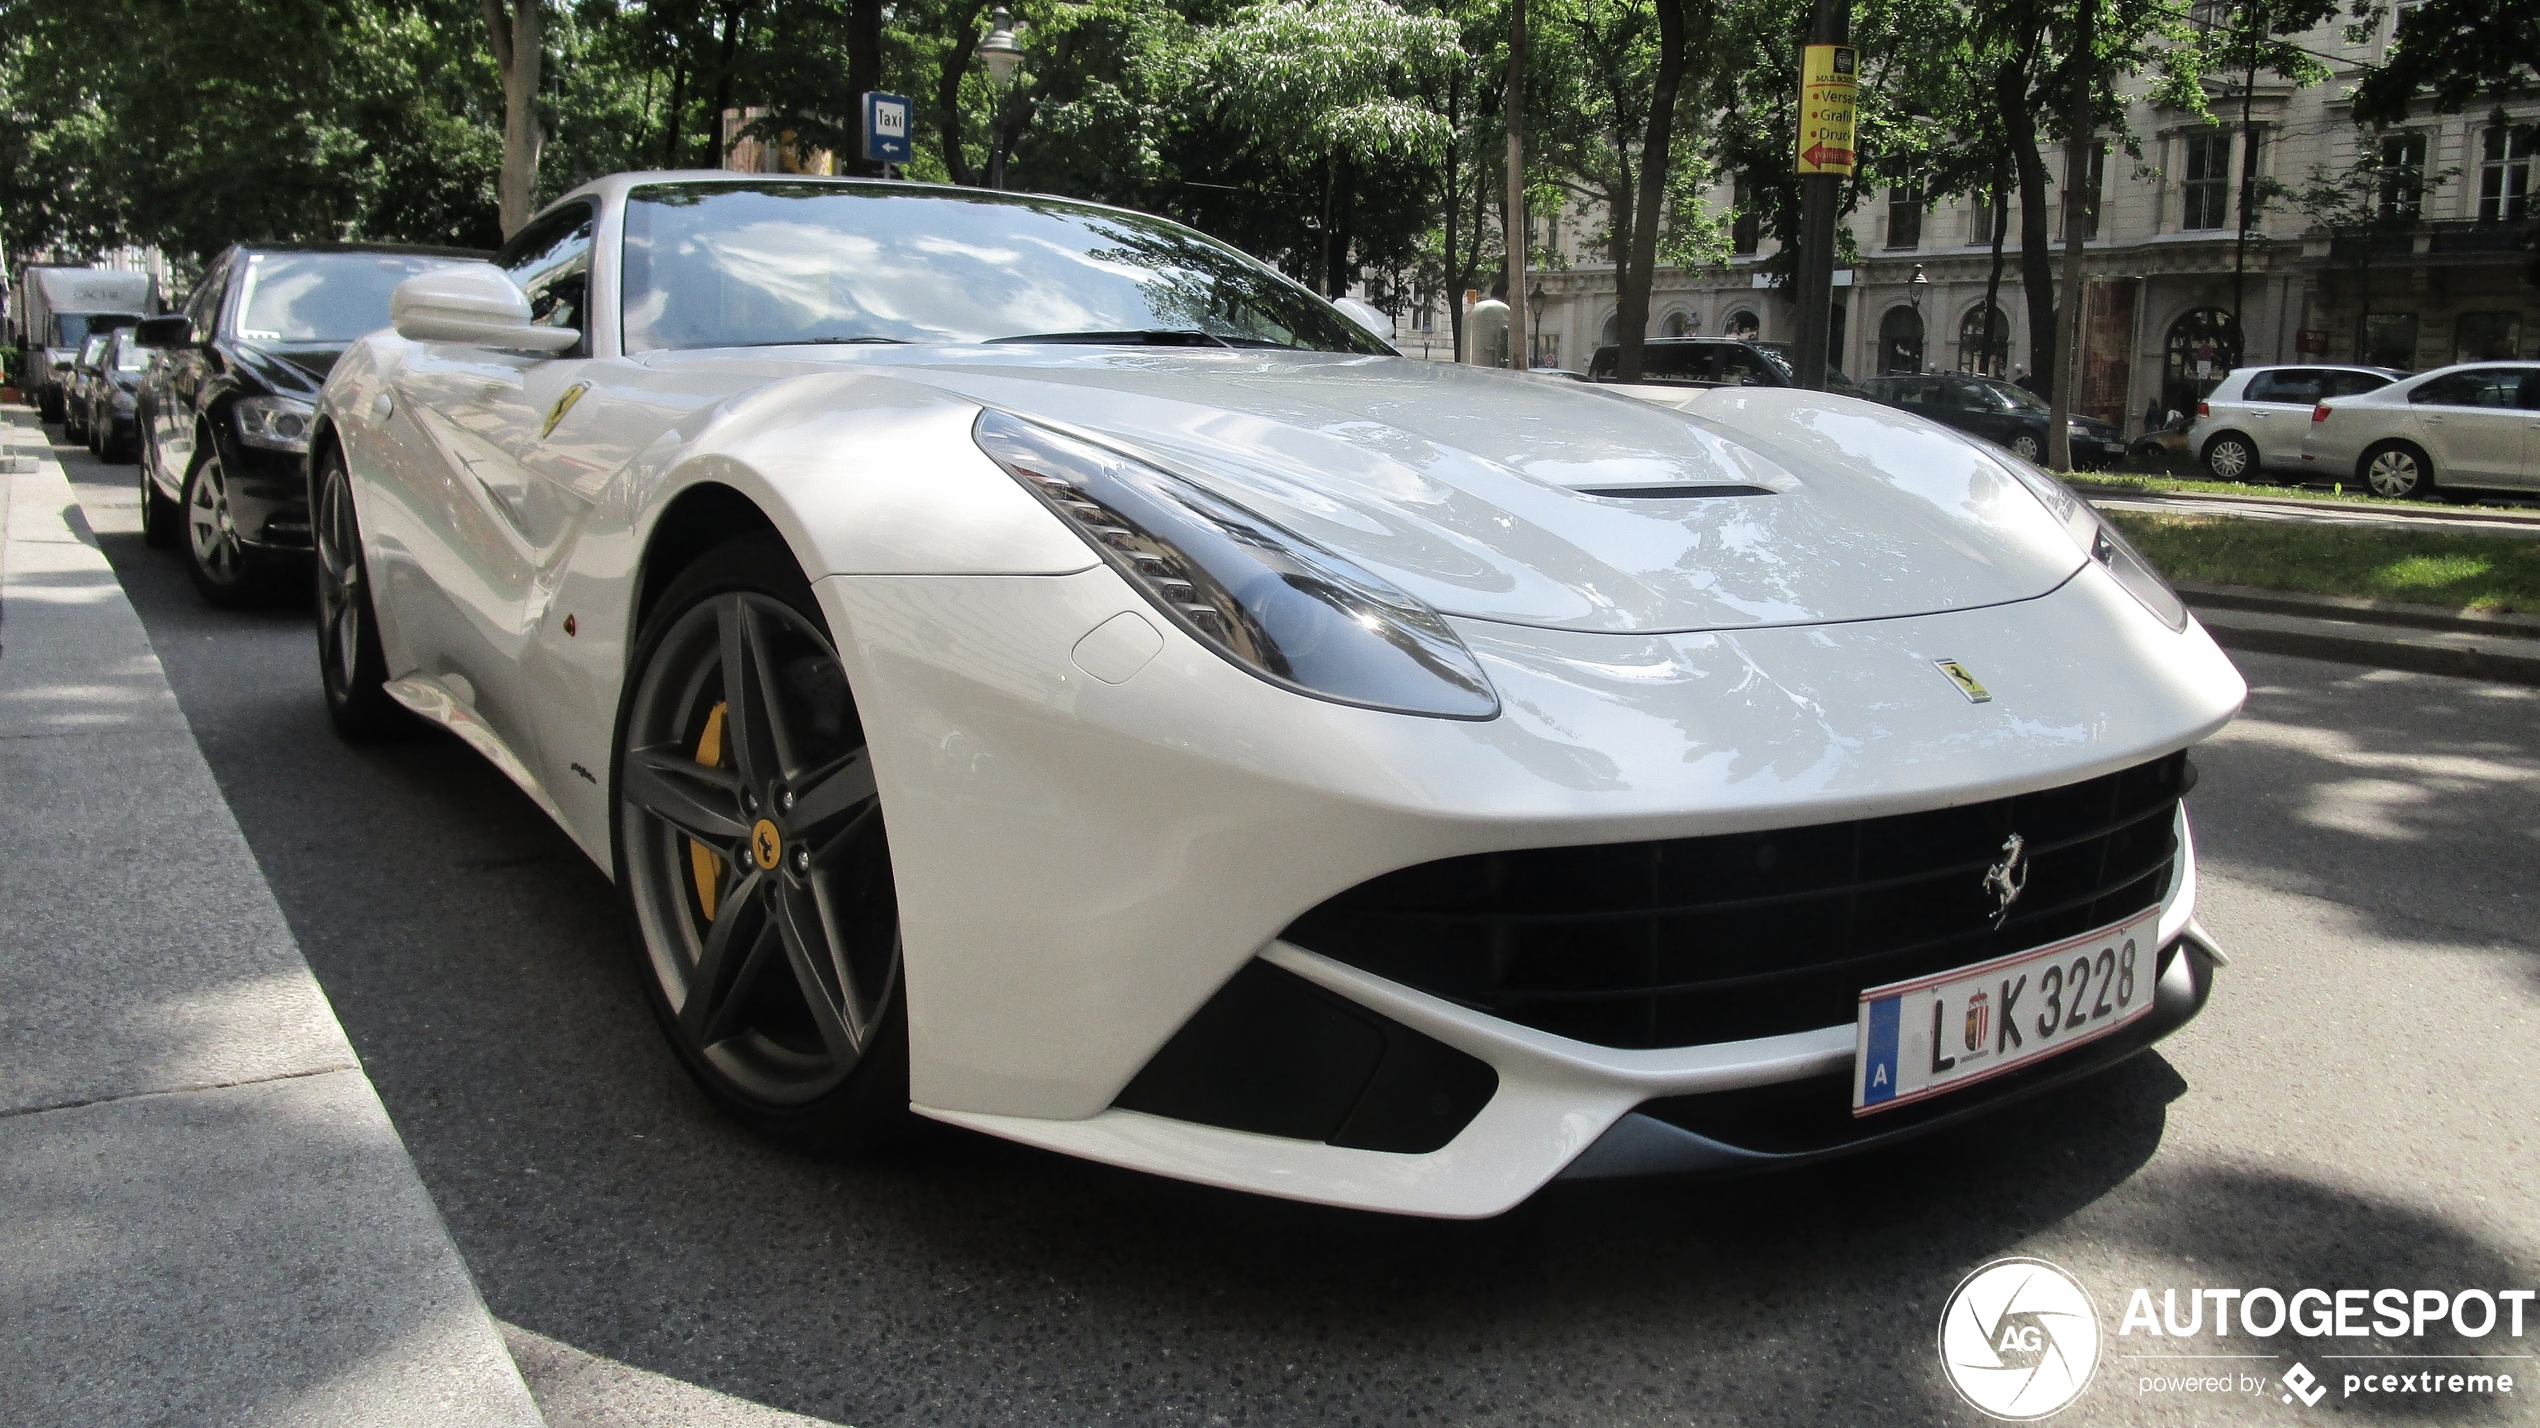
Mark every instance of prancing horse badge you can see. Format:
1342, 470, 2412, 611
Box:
1933, 659, 1992, 704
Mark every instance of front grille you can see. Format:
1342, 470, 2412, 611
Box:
1283, 753, 2190, 1049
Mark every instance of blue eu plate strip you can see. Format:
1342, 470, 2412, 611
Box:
1861, 995, 1901, 1104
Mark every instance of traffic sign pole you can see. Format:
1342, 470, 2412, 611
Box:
1791, 0, 1853, 392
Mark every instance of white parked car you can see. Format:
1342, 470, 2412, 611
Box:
2189, 364, 2405, 482
2299, 362, 2540, 499
313, 173, 2243, 1217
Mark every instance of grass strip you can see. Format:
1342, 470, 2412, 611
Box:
2086, 470, 2433, 507
2106, 512, 2540, 615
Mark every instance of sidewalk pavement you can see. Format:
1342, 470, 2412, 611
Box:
0, 413, 546, 1425
2179, 579, 2540, 686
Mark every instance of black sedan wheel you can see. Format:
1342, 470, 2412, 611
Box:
312, 447, 406, 739
182, 446, 268, 605
2009, 433, 2043, 463
615, 535, 907, 1144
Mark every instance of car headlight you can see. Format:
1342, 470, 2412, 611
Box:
233, 396, 315, 453
973, 409, 1500, 719
1994, 448, 2188, 631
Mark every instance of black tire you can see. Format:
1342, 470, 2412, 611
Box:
85, 404, 105, 457
180, 435, 272, 606
613, 533, 910, 1149
39, 387, 64, 423
63, 397, 87, 444
2201, 432, 2257, 483
2358, 440, 2433, 501
137, 425, 180, 548
312, 445, 408, 740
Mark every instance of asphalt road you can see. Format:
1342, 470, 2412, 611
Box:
56, 431, 2540, 1427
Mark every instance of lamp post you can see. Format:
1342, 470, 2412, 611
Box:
977, 6, 1024, 190
1527, 282, 1548, 368
1907, 262, 1929, 373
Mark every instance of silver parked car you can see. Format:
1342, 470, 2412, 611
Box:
2299, 362, 2540, 500
2189, 365, 2404, 482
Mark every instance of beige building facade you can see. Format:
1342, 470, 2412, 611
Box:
1429, 12, 2535, 438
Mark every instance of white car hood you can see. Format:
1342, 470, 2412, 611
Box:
669, 347, 2091, 635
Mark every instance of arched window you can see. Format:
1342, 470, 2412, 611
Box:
1724, 309, 1760, 339
1958, 304, 2009, 376
2161, 307, 2243, 419
1600, 311, 1620, 347
1879, 305, 1925, 374
1660, 309, 1697, 338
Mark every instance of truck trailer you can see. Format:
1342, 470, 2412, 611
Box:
18, 266, 153, 421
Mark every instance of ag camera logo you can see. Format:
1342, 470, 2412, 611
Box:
1940, 1258, 2103, 1419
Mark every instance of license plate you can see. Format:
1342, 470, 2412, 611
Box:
1853, 908, 2160, 1115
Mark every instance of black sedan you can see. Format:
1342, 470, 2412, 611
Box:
133, 242, 483, 604
1588, 336, 1867, 396
1857, 372, 2129, 469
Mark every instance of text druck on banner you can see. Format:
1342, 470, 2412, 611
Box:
1796, 44, 1858, 176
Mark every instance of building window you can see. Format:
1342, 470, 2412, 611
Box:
1724, 308, 1761, 339
1660, 310, 1697, 337
1879, 305, 1925, 374
2059, 143, 2108, 240
1958, 304, 2010, 377
2453, 312, 2522, 363
1731, 178, 1759, 255
1886, 181, 1923, 250
2359, 312, 2418, 368
2182, 131, 2232, 230
2479, 125, 2534, 223
2376, 132, 2428, 220
1966, 192, 2001, 246
1600, 312, 1620, 346
2189, 0, 2237, 31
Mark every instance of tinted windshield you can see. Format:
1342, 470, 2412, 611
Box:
54, 313, 110, 348
621, 182, 1386, 354
233, 252, 459, 343
112, 337, 149, 371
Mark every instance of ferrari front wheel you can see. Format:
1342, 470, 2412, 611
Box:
614, 535, 908, 1146
312, 447, 406, 740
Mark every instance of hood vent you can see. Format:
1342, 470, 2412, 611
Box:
1574, 483, 1776, 500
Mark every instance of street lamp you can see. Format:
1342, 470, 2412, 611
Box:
1527, 281, 1547, 367
977, 6, 1024, 189
1907, 263, 1930, 373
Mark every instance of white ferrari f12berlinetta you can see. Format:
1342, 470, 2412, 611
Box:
311, 172, 2244, 1217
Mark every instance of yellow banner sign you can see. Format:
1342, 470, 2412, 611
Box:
1796, 44, 1858, 176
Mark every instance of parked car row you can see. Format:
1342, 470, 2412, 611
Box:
32, 243, 486, 605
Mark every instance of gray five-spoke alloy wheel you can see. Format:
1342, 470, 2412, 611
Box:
185, 449, 252, 591
619, 584, 899, 1111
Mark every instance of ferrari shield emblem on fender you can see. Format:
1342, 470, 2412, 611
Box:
1934, 658, 1992, 703
540, 382, 590, 439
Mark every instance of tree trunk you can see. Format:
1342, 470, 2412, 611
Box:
480, 0, 543, 238
2230, 29, 2258, 337
2047, 0, 2095, 472
1443, 73, 1464, 361
935, 0, 990, 185
1613, 0, 1686, 383
1981, 168, 2009, 375
661, 46, 689, 169
1995, 51, 2055, 401
705, 0, 752, 168
845, 0, 883, 176
1504, 0, 1528, 369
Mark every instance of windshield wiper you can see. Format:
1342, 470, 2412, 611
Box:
986, 328, 1286, 348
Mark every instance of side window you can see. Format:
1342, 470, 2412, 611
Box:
2413, 371, 2517, 407
496, 202, 597, 356
1647, 346, 1708, 381
187, 254, 232, 337
2329, 371, 2392, 397
2521, 372, 2540, 411
2249, 371, 2324, 405
1719, 347, 1771, 385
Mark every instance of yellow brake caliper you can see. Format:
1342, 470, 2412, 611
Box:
690, 701, 730, 919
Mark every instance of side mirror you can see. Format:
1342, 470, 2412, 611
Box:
133, 315, 195, 349
391, 264, 578, 353
1333, 297, 1397, 345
